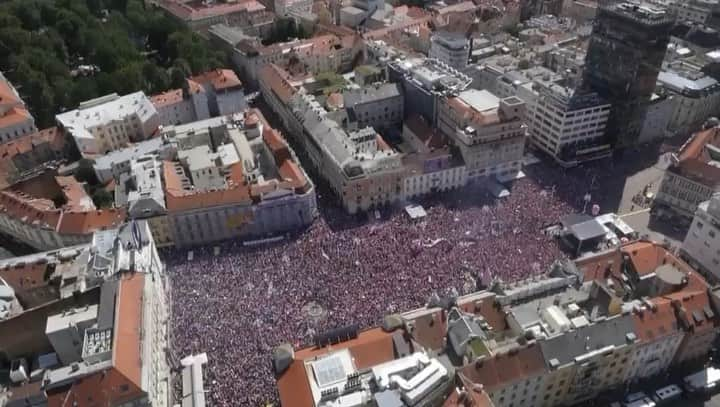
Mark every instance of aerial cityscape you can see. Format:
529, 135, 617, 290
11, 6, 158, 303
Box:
2, 0, 720, 406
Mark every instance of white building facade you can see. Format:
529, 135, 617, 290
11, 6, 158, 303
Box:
625, 302, 685, 382
518, 79, 611, 167
56, 92, 160, 157
429, 32, 471, 70
437, 89, 526, 180
0, 72, 37, 143
682, 193, 720, 282
657, 68, 720, 137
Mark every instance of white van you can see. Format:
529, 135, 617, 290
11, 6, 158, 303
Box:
684, 366, 720, 393
624, 397, 656, 407
653, 384, 682, 404
625, 392, 649, 404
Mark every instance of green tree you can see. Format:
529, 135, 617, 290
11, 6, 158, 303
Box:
91, 189, 114, 208
142, 62, 170, 94
0, 27, 31, 61
170, 66, 187, 89
71, 77, 99, 105
12, 1, 43, 30
0, 0, 230, 127
113, 62, 144, 94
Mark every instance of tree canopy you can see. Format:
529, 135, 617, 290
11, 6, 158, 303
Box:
0, 0, 228, 127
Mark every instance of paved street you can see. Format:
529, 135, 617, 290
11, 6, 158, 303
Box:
620, 209, 686, 248
615, 152, 672, 215
668, 394, 720, 407
608, 151, 690, 248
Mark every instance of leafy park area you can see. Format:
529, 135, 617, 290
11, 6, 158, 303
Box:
0, 0, 227, 127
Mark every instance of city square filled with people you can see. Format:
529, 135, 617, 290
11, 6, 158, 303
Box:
164, 160, 632, 405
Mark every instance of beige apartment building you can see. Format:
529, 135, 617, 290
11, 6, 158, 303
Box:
655, 125, 720, 219
437, 89, 526, 181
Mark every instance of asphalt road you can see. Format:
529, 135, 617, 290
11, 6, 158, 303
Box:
668, 395, 720, 407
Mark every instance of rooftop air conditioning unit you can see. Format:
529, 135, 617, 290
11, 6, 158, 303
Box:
9, 358, 29, 384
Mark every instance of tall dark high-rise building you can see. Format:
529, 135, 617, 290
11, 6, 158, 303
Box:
583, 1, 674, 147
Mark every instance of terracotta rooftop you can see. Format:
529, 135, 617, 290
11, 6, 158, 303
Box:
46, 274, 147, 406
457, 293, 508, 332
326, 92, 344, 109
670, 126, 720, 187
456, 374, 496, 407
407, 308, 448, 350
364, 15, 432, 40
0, 106, 33, 128
405, 114, 449, 150
625, 241, 679, 276
150, 88, 184, 108
56, 176, 96, 212
157, 0, 266, 21
114, 273, 145, 389
0, 77, 22, 108
187, 78, 205, 94
446, 96, 501, 126
190, 69, 243, 91
56, 208, 126, 235
0, 190, 62, 230
434, 1, 478, 14
276, 327, 395, 407
0, 175, 125, 236
665, 289, 716, 333
0, 262, 50, 297
576, 247, 624, 283
461, 342, 546, 392
632, 297, 681, 343
163, 109, 309, 211
163, 160, 252, 212
0, 127, 64, 185
259, 64, 298, 104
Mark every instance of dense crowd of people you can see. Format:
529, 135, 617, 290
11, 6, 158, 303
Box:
163, 160, 629, 405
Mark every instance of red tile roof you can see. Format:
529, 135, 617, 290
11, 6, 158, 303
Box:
277, 328, 396, 407
461, 343, 546, 392
457, 294, 508, 332
326, 92, 344, 109
190, 69, 243, 91
576, 247, 624, 283
0, 174, 125, 236
625, 241, 676, 276
259, 64, 298, 103
0, 77, 22, 108
56, 209, 126, 235
364, 16, 433, 40
0, 106, 33, 128
408, 308, 448, 350
0, 190, 62, 230
456, 374, 496, 407
670, 126, 720, 188
163, 109, 310, 211
405, 114, 449, 150
0, 262, 49, 295
665, 289, 716, 333
163, 160, 252, 212
150, 88, 184, 108
56, 176, 95, 212
0, 127, 65, 187
446, 96, 501, 126
114, 273, 145, 388
632, 297, 681, 343
46, 274, 147, 407
157, 0, 266, 21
